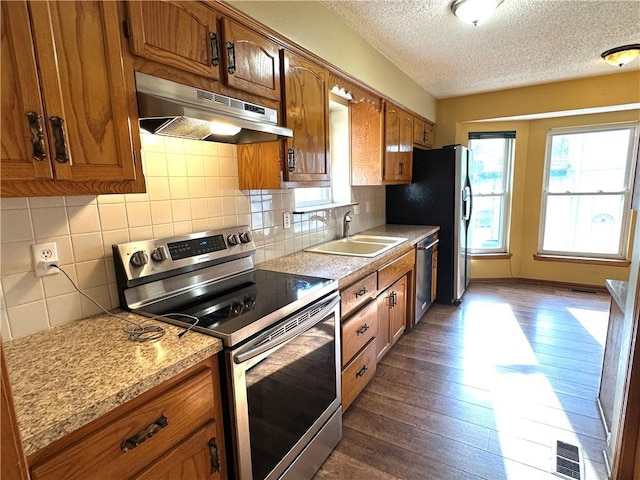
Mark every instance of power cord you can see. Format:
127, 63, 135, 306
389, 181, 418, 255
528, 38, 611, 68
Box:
49, 265, 200, 342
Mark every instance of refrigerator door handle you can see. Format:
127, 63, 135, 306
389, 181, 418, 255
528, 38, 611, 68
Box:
462, 185, 471, 221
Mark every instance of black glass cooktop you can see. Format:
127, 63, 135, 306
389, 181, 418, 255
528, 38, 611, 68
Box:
138, 269, 336, 347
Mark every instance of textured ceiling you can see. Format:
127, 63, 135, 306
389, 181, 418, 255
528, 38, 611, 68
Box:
321, 0, 640, 99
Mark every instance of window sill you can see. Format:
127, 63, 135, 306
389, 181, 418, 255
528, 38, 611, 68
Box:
292, 201, 358, 214
533, 254, 631, 267
470, 253, 512, 260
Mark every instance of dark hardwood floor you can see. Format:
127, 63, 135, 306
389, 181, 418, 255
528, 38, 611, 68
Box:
316, 281, 611, 480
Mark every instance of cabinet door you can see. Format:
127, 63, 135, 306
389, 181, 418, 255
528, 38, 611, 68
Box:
30, 1, 139, 183
376, 292, 391, 361
220, 17, 280, 101
389, 276, 407, 345
126, 1, 220, 80
133, 421, 221, 480
413, 116, 426, 147
281, 50, 330, 184
1, 1, 53, 182
384, 102, 412, 183
350, 101, 384, 185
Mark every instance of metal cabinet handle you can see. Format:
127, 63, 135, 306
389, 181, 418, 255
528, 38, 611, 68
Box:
208, 437, 220, 473
25, 111, 46, 161
355, 287, 367, 298
399, 162, 404, 175
121, 415, 168, 451
356, 364, 368, 378
356, 324, 369, 336
209, 32, 219, 66
389, 291, 397, 308
287, 148, 296, 172
49, 116, 69, 163
226, 41, 236, 74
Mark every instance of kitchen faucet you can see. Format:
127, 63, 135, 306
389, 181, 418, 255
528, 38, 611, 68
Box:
343, 210, 352, 238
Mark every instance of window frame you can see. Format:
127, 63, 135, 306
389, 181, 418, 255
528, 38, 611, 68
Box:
293, 187, 333, 209
538, 122, 639, 260
467, 132, 516, 254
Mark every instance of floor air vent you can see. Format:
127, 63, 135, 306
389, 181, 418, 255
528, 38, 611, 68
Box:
552, 440, 583, 480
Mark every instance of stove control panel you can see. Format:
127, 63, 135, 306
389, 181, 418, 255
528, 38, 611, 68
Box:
113, 226, 256, 284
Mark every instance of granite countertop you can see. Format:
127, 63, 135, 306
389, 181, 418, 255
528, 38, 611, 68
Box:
3, 311, 222, 458
606, 279, 628, 311
257, 224, 439, 289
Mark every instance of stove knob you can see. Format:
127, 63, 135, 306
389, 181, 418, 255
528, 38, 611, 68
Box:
151, 246, 168, 262
239, 231, 252, 244
227, 234, 239, 246
130, 250, 149, 267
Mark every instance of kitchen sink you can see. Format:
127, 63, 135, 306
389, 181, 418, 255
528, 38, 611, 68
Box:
305, 235, 408, 257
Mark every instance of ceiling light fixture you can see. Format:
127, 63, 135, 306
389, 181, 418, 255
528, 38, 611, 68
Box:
601, 44, 640, 67
451, 0, 503, 26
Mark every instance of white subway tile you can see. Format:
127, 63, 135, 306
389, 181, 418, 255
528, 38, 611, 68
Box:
65, 195, 97, 206
166, 154, 188, 176
98, 204, 128, 231
124, 192, 149, 203
28, 197, 64, 208
147, 177, 171, 201
169, 177, 189, 199
152, 224, 174, 238
7, 300, 49, 338
126, 202, 151, 227
79, 285, 112, 317
1, 209, 34, 243
186, 156, 205, 176
164, 137, 186, 154
67, 205, 100, 234
140, 132, 165, 152
237, 214, 251, 227
190, 199, 208, 220
150, 201, 173, 224
71, 233, 104, 262
192, 219, 209, 231
220, 157, 235, 177
201, 141, 219, 157
31, 207, 69, 239
188, 177, 206, 198
143, 152, 168, 176
171, 200, 191, 222
96, 194, 125, 204
207, 198, 223, 217
1, 242, 33, 275
46, 292, 83, 326
208, 217, 224, 230
75, 259, 108, 289
222, 215, 237, 227
218, 143, 235, 158
222, 197, 237, 216
128, 226, 153, 241
2, 272, 44, 307
236, 195, 250, 214
102, 229, 129, 255
205, 177, 222, 196
173, 221, 192, 235
203, 155, 221, 177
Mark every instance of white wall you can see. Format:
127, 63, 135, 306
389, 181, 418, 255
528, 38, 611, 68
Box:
0, 135, 385, 340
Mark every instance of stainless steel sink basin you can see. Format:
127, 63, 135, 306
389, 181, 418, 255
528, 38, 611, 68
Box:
305, 235, 408, 257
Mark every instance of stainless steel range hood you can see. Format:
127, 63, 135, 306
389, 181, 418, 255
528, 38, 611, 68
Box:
134, 72, 292, 144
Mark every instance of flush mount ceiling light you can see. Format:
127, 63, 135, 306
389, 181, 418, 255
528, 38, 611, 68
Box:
451, 0, 503, 26
601, 44, 640, 67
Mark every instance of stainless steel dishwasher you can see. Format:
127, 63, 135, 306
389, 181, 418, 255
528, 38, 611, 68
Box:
415, 233, 439, 324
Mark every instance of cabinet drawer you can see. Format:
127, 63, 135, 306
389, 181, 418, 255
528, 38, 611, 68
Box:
30, 369, 215, 480
341, 272, 377, 318
342, 300, 378, 367
341, 339, 377, 411
378, 249, 415, 292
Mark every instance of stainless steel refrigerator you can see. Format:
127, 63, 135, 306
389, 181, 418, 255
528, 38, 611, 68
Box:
386, 145, 472, 305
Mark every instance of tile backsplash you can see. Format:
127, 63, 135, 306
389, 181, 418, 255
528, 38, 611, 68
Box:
0, 134, 385, 340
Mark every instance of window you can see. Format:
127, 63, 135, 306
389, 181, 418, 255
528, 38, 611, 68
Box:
468, 131, 515, 253
294, 187, 332, 209
539, 124, 639, 259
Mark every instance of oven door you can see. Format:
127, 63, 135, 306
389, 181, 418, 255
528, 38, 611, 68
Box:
227, 292, 341, 480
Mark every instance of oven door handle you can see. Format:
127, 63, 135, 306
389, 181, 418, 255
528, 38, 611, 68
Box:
233, 293, 340, 364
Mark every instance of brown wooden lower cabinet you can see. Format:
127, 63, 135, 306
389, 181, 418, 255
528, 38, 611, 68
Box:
28, 356, 226, 480
340, 248, 415, 411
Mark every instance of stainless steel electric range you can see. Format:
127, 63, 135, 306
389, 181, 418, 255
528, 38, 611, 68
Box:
113, 226, 342, 480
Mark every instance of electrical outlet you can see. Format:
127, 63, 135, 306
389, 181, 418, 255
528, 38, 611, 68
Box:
365, 201, 371, 213
283, 211, 291, 229
32, 242, 59, 276
353, 204, 360, 215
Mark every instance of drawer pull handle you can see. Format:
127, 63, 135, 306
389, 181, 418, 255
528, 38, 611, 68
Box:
355, 287, 367, 298
356, 324, 369, 335
26, 111, 46, 161
389, 291, 397, 308
209, 32, 219, 66
226, 41, 236, 74
356, 365, 368, 378
208, 437, 220, 473
121, 415, 168, 451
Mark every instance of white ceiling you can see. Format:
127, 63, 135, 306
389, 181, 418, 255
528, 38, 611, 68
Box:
320, 0, 640, 99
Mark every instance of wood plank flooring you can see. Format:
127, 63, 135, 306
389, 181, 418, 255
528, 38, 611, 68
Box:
316, 281, 611, 480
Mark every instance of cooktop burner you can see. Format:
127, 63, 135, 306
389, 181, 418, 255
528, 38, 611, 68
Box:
137, 269, 336, 346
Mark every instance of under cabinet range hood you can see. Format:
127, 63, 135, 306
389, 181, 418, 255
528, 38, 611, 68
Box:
134, 72, 292, 144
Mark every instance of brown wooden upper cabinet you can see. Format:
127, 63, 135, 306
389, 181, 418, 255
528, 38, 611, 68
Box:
0, 1, 144, 197
413, 116, 435, 149
126, 1, 281, 102
281, 50, 330, 185
351, 100, 413, 185
384, 102, 413, 184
